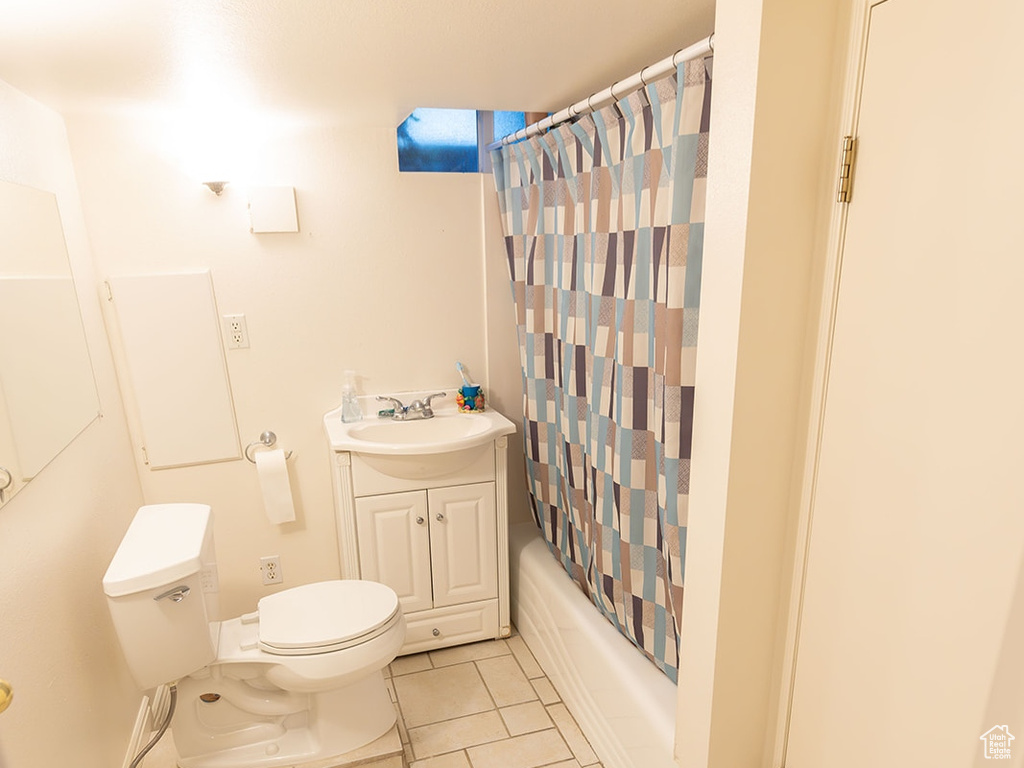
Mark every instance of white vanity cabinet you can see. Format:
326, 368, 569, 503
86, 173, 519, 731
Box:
326, 401, 513, 655
355, 483, 498, 615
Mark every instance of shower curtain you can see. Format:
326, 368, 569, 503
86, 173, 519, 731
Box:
490, 58, 711, 681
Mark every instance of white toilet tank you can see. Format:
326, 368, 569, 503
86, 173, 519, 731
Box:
103, 503, 220, 690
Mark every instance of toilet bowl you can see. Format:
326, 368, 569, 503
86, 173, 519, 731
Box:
103, 503, 406, 768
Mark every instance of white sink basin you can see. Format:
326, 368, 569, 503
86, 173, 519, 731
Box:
347, 416, 491, 448
324, 392, 516, 456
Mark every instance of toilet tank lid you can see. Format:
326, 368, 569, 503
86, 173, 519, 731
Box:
103, 503, 212, 597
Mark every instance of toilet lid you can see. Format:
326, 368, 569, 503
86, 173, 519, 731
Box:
257, 580, 400, 656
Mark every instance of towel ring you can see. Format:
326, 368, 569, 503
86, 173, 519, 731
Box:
244, 431, 293, 464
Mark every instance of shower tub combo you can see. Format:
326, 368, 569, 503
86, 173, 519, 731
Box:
509, 523, 678, 768
494, 36, 711, 768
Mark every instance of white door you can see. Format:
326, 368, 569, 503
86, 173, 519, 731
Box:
427, 483, 498, 608
786, 1, 1024, 766
355, 491, 433, 614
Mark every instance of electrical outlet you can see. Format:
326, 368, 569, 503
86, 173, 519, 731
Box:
222, 313, 249, 349
260, 555, 282, 585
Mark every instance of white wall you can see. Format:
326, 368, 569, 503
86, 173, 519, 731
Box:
675, 0, 851, 765
64, 106, 531, 616
0, 81, 145, 768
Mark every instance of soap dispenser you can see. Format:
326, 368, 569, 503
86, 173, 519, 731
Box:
340, 370, 362, 423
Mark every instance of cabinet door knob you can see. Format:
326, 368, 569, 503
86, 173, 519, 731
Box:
432, 628, 441, 637
415, 516, 425, 525
436, 513, 445, 522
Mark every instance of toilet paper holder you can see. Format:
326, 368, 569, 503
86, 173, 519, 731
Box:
244, 431, 294, 464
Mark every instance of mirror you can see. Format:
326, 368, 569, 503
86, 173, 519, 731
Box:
0, 180, 100, 504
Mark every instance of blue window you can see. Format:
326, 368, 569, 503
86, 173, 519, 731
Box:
397, 109, 530, 173
492, 111, 527, 143
397, 108, 480, 173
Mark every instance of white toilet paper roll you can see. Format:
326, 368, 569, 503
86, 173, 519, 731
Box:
255, 448, 296, 524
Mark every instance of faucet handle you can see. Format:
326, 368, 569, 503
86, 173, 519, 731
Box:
376, 395, 407, 413
423, 392, 446, 408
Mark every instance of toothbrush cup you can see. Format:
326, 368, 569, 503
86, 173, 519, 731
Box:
456, 385, 484, 412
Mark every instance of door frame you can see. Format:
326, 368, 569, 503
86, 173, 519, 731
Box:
769, 1, 888, 764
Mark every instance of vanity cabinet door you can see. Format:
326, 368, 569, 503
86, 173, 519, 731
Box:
427, 483, 497, 608
354, 491, 433, 614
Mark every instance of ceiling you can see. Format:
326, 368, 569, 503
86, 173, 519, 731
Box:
0, 0, 715, 122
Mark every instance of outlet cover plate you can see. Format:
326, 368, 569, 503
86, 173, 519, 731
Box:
260, 555, 282, 585
222, 314, 249, 349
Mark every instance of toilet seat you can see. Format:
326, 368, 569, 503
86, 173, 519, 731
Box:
256, 580, 400, 656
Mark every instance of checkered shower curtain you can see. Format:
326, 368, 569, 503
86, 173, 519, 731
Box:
490, 58, 710, 681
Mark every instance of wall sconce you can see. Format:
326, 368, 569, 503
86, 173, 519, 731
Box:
203, 181, 229, 196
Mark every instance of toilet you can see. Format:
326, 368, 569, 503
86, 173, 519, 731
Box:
103, 503, 405, 768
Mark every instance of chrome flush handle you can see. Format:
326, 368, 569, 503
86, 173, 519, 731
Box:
154, 585, 191, 603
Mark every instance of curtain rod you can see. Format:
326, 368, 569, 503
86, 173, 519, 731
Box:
489, 33, 714, 150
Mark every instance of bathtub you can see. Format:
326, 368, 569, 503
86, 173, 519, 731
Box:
509, 523, 678, 768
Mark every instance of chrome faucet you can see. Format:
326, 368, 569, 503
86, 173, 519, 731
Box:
376, 392, 446, 420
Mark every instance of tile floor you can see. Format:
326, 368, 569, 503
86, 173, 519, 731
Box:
142, 630, 601, 768
386, 633, 602, 768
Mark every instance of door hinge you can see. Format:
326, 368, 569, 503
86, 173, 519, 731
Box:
837, 135, 858, 204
